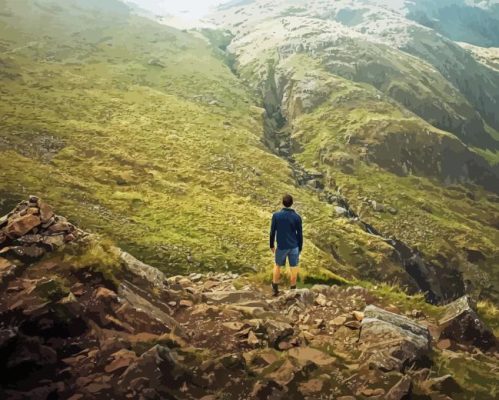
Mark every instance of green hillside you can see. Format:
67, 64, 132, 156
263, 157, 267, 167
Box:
0, 0, 403, 285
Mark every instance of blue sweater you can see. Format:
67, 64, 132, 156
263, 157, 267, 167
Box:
270, 208, 303, 251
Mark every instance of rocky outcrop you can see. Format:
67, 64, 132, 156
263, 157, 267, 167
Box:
359, 305, 431, 372
438, 296, 497, 351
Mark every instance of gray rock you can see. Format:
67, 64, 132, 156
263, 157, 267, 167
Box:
120, 251, 169, 291
438, 296, 496, 351
360, 305, 431, 372
147, 58, 165, 68
334, 206, 349, 217
371, 200, 385, 212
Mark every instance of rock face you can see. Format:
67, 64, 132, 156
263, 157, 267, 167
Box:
359, 305, 431, 372
438, 296, 497, 351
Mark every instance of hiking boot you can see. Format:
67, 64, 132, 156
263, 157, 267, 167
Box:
271, 283, 279, 297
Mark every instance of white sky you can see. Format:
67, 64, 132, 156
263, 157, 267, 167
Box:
128, 0, 226, 19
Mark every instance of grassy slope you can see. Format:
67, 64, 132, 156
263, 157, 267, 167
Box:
0, 0, 408, 282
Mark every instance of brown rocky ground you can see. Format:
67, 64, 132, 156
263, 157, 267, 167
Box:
0, 199, 497, 400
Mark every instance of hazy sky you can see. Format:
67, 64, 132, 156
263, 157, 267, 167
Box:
130, 0, 225, 18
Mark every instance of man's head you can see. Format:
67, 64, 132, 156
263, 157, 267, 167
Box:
282, 194, 293, 208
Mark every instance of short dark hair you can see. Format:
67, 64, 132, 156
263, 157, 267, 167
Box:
282, 194, 293, 208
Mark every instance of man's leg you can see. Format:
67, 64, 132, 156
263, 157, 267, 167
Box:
273, 264, 281, 285
289, 248, 300, 289
272, 248, 285, 296
272, 265, 281, 296
289, 267, 299, 289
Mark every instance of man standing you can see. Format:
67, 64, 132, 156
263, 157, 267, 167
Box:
269, 194, 303, 296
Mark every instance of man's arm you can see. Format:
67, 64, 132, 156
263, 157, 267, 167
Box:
296, 215, 303, 252
270, 214, 277, 250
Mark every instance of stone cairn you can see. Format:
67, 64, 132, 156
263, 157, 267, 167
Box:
0, 196, 83, 261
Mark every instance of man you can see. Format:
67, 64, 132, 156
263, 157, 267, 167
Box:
269, 194, 303, 296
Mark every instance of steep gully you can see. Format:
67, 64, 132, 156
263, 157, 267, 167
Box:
260, 76, 465, 305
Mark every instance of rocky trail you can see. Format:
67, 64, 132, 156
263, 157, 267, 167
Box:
0, 198, 497, 399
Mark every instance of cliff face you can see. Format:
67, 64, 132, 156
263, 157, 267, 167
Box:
0, 200, 497, 400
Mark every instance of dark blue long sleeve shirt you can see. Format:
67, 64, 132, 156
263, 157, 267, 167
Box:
270, 208, 303, 251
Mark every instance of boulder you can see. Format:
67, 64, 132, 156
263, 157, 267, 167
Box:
360, 305, 431, 372
438, 296, 496, 351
